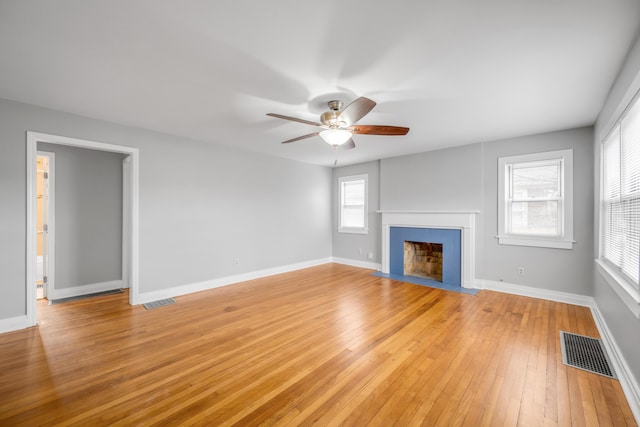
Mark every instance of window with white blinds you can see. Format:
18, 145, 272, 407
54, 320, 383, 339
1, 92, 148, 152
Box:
338, 174, 368, 233
602, 94, 640, 288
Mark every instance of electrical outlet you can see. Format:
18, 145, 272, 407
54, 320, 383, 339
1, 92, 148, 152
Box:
518, 267, 525, 276
233, 258, 240, 265
367, 252, 374, 260
358, 248, 363, 255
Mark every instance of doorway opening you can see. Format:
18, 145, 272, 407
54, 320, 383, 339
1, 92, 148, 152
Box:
26, 132, 140, 328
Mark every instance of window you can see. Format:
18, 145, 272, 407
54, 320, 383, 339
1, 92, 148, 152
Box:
338, 174, 368, 234
498, 149, 574, 249
599, 92, 640, 315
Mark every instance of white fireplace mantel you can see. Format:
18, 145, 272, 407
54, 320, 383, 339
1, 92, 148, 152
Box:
378, 211, 479, 289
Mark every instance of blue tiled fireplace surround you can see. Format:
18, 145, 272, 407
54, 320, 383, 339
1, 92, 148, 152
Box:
389, 226, 462, 287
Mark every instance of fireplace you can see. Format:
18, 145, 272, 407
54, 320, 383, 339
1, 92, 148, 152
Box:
404, 241, 443, 281
380, 211, 478, 289
390, 226, 461, 286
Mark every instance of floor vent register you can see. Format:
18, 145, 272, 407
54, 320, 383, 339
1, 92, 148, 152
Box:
143, 298, 176, 310
560, 331, 616, 379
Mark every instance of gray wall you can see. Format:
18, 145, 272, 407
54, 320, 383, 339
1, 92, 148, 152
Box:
38, 142, 123, 289
380, 143, 483, 212
593, 33, 640, 386
139, 135, 332, 292
0, 97, 332, 319
331, 144, 483, 266
332, 160, 380, 264
480, 128, 594, 294
334, 127, 594, 296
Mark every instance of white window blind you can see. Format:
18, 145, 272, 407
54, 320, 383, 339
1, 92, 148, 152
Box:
339, 175, 368, 233
603, 95, 640, 286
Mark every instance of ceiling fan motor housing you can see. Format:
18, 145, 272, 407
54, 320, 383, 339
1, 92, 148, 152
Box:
327, 100, 342, 111
321, 100, 344, 127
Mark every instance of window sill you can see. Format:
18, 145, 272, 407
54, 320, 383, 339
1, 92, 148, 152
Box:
338, 228, 368, 235
497, 235, 574, 249
595, 259, 640, 319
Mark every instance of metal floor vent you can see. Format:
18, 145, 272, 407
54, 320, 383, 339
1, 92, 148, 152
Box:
50, 288, 124, 304
560, 331, 616, 379
143, 298, 176, 310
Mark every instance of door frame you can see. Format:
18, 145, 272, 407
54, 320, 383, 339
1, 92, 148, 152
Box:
26, 132, 140, 326
36, 151, 55, 299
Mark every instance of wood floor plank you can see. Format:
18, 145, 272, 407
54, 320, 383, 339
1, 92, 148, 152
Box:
0, 264, 635, 426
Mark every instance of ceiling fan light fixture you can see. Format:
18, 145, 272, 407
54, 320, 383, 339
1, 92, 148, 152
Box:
319, 129, 352, 146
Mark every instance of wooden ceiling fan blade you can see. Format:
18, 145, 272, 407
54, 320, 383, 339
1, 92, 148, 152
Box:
342, 139, 356, 150
281, 132, 319, 144
338, 97, 376, 125
267, 113, 321, 127
351, 125, 410, 135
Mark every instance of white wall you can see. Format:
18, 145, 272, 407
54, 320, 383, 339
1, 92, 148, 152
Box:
0, 97, 332, 320
38, 142, 123, 290
593, 33, 640, 387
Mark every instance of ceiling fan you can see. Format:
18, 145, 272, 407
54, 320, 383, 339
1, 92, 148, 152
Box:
266, 97, 409, 150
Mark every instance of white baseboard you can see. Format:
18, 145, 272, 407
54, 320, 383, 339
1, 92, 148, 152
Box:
479, 279, 639, 424
478, 279, 594, 307
135, 257, 332, 305
331, 257, 381, 270
0, 315, 30, 334
590, 304, 640, 423
49, 280, 124, 301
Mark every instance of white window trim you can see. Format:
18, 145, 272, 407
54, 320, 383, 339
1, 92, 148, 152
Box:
497, 149, 574, 249
597, 89, 640, 318
338, 174, 368, 234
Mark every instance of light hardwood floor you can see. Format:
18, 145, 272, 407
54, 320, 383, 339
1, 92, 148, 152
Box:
0, 263, 636, 426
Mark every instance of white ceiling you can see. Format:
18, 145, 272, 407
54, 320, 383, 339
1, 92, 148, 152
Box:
1, 1, 639, 167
